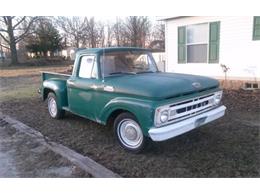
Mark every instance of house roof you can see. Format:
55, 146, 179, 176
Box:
76, 47, 151, 55
160, 16, 190, 21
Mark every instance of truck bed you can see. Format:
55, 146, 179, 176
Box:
41, 71, 71, 82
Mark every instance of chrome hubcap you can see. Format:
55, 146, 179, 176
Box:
48, 97, 57, 117
117, 119, 143, 149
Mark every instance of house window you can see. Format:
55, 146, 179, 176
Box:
187, 23, 208, 63
253, 16, 260, 40
178, 21, 220, 64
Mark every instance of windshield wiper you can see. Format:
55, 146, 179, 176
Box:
109, 71, 136, 75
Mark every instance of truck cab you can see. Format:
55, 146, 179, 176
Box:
40, 47, 226, 153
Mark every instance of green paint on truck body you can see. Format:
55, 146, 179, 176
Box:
40, 47, 220, 136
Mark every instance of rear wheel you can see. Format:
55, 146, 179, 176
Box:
47, 92, 65, 119
114, 112, 146, 153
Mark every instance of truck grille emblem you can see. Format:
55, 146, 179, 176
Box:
192, 82, 201, 88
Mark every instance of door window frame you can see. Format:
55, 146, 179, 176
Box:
77, 54, 98, 79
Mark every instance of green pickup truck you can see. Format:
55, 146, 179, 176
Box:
40, 47, 226, 153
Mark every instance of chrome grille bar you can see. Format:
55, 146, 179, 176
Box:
170, 95, 214, 110
168, 94, 215, 121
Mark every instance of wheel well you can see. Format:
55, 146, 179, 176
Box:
107, 109, 136, 126
43, 88, 55, 100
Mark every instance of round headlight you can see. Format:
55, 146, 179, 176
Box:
214, 91, 222, 105
160, 110, 169, 123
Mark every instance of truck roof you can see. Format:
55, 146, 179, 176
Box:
76, 47, 151, 55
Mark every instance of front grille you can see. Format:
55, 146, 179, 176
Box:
168, 93, 215, 122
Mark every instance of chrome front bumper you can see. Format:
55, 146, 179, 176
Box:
148, 105, 226, 141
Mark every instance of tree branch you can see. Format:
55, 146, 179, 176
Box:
3, 16, 8, 25
0, 17, 5, 24
14, 17, 38, 43
13, 16, 26, 30
0, 33, 9, 44
0, 28, 8, 32
0, 43, 10, 49
15, 31, 34, 43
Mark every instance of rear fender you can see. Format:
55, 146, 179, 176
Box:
43, 79, 68, 108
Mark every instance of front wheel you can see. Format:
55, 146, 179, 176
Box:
114, 112, 147, 153
47, 92, 65, 119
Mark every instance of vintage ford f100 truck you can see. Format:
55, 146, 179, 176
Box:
39, 47, 226, 152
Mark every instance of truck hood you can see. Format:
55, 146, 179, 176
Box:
105, 72, 219, 100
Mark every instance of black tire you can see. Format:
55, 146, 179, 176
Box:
47, 92, 65, 119
114, 112, 147, 153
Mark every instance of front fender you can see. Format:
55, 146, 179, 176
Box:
99, 97, 155, 135
42, 79, 68, 108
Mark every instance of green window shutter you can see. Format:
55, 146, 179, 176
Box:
178, 26, 186, 63
253, 16, 260, 40
208, 21, 220, 63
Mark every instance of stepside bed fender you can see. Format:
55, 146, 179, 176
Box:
42, 79, 68, 108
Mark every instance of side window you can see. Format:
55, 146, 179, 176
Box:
78, 55, 97, 79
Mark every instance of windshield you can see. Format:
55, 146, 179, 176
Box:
100, 51, 158, 77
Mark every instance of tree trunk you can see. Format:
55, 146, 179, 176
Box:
10, 41, 18, 64
75, 37, 79, 48
6, 17, 19, 65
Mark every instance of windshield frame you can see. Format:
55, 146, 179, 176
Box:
99, 50, 159, 78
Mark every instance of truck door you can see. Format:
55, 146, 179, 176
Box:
67, 55, 100, 120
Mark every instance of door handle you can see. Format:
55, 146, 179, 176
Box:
104, 85, 114, 92
90, 84, 104, 90
90, 85, 98, 89
67, 80, 76, 87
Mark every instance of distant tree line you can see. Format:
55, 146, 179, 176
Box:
0, 16, 165, 65
26, 17, 62, 57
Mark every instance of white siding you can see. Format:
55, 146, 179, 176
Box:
165, 16, 260, 80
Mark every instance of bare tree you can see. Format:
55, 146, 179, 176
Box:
96, 22, 114, 47
124, 16, 151, 47
152, 22, 165, 41
56, 16, 88, 48
112, 18, 128, 47
105, 23, 113, 47
0, 16, 38, 64
149, 22, 165, 50
99, 22, 105, 47
85, 17, 99, 48
0, 36, 7, 62
83, 17, 108, 48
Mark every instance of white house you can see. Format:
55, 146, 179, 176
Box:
164, 16, 260, 85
